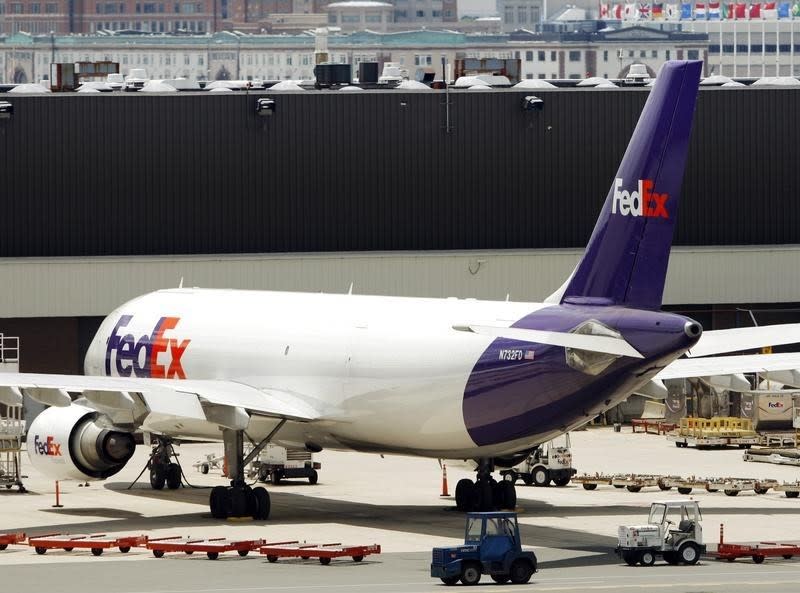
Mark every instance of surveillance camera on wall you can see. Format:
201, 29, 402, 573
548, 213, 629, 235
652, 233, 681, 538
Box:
256, 97, 275, 116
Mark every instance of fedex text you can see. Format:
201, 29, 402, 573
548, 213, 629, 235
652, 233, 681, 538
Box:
33, 434, 62, 456
105, 315, 191, 379
611, 178, 669, 219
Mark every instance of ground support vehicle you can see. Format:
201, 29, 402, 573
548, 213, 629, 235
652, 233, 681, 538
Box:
616, 500, 706, 566
147, 536, 266, 560
193, 453, 223, 475
611, 474, 678, 493
430, 512, 537, 585
28, 533, 147, 556
715, 525, 800, 563
773, 482, 800, 498
247, 444, 321, 485
0, 402, 25, 492
573, 473, 613, 491
259, 541, 380, 565
631, 419, 677, 434
500, 435, 576, 487
743, 450, 800, 467
669, 434, 760, 449
658, 476, 715, 495
0, 532, 26, 550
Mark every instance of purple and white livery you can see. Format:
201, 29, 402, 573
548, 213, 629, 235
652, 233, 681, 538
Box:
4, 61, 800, 519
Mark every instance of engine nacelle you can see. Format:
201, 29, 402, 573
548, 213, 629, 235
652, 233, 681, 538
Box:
27, 404, 136, 481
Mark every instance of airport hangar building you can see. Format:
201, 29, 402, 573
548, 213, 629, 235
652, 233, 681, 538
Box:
0, 83, 799, 374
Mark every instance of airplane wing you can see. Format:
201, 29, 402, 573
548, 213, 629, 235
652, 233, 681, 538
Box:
686, 324, 800, 358
453, 325, 643, 358
656, 353, 800, 381
0, 374, 320, 427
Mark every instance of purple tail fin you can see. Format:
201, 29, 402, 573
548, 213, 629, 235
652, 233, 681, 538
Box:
558, 60, 702, 310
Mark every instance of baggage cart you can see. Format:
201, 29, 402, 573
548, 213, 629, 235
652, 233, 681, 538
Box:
259, 541, 381, 565
27, 533, 147, 556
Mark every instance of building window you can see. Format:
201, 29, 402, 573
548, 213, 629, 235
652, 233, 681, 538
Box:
550, 51, 556, 61
525, 50, 533, 61
394, 10, 406, 18
603, 50, 608, 62
432, 9, 441, 17
640, 50, 646, 58
651, 50, 657, 58
504, 6, 513, 22
517, 6, 527, 23
328, 13, 337, 23
687, 49, 699, 60
365, 13, 382, 22
665, 49, 670, 60
538, 50, 545, 61
416, 9, 424, 17
30, 2, 41, 13
568, 50, 580, 62
341, 14, 359, 22
628, 50, 634, 57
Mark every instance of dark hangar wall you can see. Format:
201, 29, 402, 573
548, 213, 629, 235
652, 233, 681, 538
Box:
0, 87, 797, 257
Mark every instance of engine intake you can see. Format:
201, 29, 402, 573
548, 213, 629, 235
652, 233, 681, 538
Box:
27, 404, 135, 480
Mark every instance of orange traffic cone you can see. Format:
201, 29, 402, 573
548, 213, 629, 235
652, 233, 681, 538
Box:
222, 457, 229, 478
440, 464, 450, 497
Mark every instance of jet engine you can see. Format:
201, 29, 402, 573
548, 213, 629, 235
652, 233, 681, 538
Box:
27, 404, 136, 481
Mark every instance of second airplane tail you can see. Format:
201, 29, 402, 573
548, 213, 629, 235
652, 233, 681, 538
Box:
552, 60, 703, 311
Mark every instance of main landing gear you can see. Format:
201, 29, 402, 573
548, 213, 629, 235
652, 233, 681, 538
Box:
454, 460, 517, 512
148, 438, 182, 491
208, 421, 286, 521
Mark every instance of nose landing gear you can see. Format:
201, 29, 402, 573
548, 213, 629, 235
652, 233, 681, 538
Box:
454, 459, 517, 512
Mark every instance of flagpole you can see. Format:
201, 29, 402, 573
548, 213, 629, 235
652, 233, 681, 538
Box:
776, 16, 781, 76
748, 16, 752, 76
792, 16, 795, 76
733, 17, 738, 76
720, 12, 724, 75
762, 15, 766, 76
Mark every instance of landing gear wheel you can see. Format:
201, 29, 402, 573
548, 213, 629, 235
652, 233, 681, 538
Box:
150, 465, 166, 490
491, 575, 510, 584
230, 487, 249, 517
253, 486, 270, 520
503, 471, 518, 484
477, 480, 493, 512
440, 576, 459, 586
455, 479, 474, 512
639, 550, 655, 566
553, 476, 571, 487
532, 467, 550, 487
460, 561, 482, 585
308, 468, 318, 485
679, 542, 700, 565
499, 480, 516, 510
166, 463, 181, 490
210, 485, 230, 519
509, 558, 534, 584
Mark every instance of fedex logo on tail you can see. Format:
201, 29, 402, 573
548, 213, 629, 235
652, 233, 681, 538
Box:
611, 178, 669, 219
105, 315, 191, 379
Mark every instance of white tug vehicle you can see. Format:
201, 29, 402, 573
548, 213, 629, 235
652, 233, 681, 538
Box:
617, 500, 706, 566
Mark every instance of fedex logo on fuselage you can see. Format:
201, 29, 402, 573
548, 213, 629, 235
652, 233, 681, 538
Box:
611, 178, 669, 219
105, 315, 191, 379
33, 434, 62, 456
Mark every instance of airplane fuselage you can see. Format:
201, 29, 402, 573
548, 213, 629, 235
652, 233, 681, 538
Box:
84, 288, 700, 459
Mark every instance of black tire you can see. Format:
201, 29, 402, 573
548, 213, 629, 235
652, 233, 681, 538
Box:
207, 552, 219, 560
119, 546, 131, 553
201, 463, 210, 475
553, 476, 571, 487
677, 487, 693, 495
150, 464, 166, 490
440, 576, 459, 586
166, 463, 181, 490
491, 575, 510, 584
230, 487, 249, 517
614, 484, 625, 489
63, 547, 73, 552
185, 551, 194, 555
455, 479, 474, 512
583, 483, 598, 491
663, 552, 679, 565
626, 485, 642, 493
238, 550, 249, 557
783, 555, 793, 560
752, 555, 765, 564
319, 557, 331, 565
301, 556, 310, 560
0, 544, 7, 551
521, 474, 534, 486
477, 480, 493, 512
679, 542, 700, 565
352, 555, 364, 562
460, 561, 482, 585
35, 546, 47, 555
258, 465, 270, 482
253, 486, 270, 520
271, 470, 281, 486
622, 551, 638, 566
266, 555, 278, 563
91, 548, 103, 556
755, 487, 769, 495
786, 491, 799, 498
501, 480, 517, 510
503, 470, 518, 484
509, 558, 534, 584
532, 467, 550, 487
153, 549, 165, 558
639, 550, 656, 566
658, 482, 672, 491
724, 489, 739, 497
210, 485, 229, 519
308, 468, 319, 485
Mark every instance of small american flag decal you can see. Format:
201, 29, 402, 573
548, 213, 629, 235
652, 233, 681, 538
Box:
524, 350, 535, 360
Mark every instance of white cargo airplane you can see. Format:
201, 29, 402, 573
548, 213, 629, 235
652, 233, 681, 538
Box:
2, 60, 800, 519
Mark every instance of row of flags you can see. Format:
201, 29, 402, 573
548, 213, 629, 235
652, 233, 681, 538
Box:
600, 2, 800, 19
